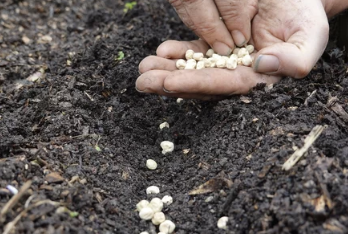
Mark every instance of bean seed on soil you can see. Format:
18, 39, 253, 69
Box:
139, 207, 155, 220
151, 211, 166, 225
159, 220, 176, 234
217, 216, 229, 230
149, 197, 163, 212
161, 195, 173, 205
146, 159, 157, 170
146, 186, 160, 194
136, 200, 150, 211
176, 98, 184, 104
159, 122, 169, 129
160, 141, 174, 154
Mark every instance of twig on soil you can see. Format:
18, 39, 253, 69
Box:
3, 199, 61, 234
0, 180, 32, 222
84, 91, 95, 101
79, 153, 83, 174
220, 181, 243, 216
282, 125, 327, 171
304, 90, 317, 106
326, 95, 348, 123
315, 171, 333, 209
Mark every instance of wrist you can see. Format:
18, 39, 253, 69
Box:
322, 0, 348, 18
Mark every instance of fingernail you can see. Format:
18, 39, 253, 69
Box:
253, 55, 280, 73
212, 41, 232, 56
135, 86, 146, 93
163, 87, 177, 93
232, 30, 246, 47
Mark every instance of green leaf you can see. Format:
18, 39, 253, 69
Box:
69, 211, 79, 218
95, 145, 102, 151
123, 1, 137, 13
116, 51, 125, 61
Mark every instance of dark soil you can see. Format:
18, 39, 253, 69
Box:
1, 0, 348, 234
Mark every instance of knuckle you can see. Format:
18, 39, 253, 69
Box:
191, 23, 219, 37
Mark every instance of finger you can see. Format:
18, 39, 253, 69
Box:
139, 56, 176, 74
156, 40, 210, 59
168, 0, 234, 55
163, 67, 280, 95
136, 70, 216, 99
215, 0, 258, 46
136, 66, 280, 97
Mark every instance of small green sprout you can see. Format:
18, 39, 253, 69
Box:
69, 211, 79, 218
95, 145, 102, 152
123, 1, 137, 14
116, 51, 125, 61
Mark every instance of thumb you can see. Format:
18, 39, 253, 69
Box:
252, 26, 329, 78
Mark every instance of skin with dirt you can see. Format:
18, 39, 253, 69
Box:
0, 0, 348, 233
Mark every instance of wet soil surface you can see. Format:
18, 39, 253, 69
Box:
0, 1, 348, 234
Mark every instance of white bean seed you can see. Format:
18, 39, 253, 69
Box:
149, 197, 164, 212
230, 54, 238, 60
217, 216, 229, 230
246, 44, 254, 54
216, 58, 226, 68
212, 54, 222, 60
185, 59, 196, 69
222, 56, 229, 62
203, 58, 211, 68
162, 195, 173, 205
233, 48, 240, 55
237, 48, 248, 58
160, 141, 174, 154
136, 200, 149, 211
176, 98, 183, 104
226, 58, 237, 70
242, 54, 252, 66
139, 207, 154, 220
175, 59, 186, 70
193, 52, 204, 61
159, 220, 176, 234
206, 49, 214, 57
185, 49, 194, 60
196, 60, 205, 69
152, 212, 166, 225
146, 186, 160, 194
146, 159, 157, 170
208, 58, 216, 68
159, 122, 169, 129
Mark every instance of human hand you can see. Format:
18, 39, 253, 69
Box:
136, 40, 280, 100
167, 0, 258, 55
136, 0, 329, 99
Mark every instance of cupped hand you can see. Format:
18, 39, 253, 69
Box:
136, 0, 329, 100
168, 0, 258, 55
136, 40, 280, 100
